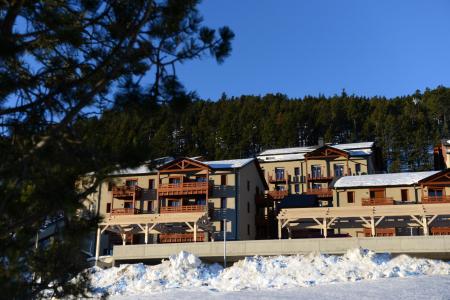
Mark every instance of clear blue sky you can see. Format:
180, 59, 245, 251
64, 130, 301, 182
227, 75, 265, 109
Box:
177, 0, 450, 100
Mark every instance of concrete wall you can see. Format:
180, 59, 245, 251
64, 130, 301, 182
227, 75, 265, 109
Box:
112, 235, 450, 263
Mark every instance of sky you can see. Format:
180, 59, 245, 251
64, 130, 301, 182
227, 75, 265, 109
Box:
176, 0, 450, 100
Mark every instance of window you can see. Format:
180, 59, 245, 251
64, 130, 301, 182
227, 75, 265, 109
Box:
370, 189, 385, 199
295, 184, 300, 193
355, 163, 361, 175
275, 168, 285, 180
247, 224, 250, 235
334, 164, 344, 177
221, 175, 227, 185
106, 203, 111, 213
247, 202, 250, 213
347, 192, 354, 203
169, 177, 181, 184
312, 183, 322, 190
220, 220, 224, 232
125, 179, 137, 187
401, 189, 408, 202
124, 202, 132, 208
247, 180, 250, 191
294, 167, 300, 176
147, 201, 152, 212
148, 179, 155, 189
311, 165, 321, 178
428, 188, 444, 197
221, 197, 227, 209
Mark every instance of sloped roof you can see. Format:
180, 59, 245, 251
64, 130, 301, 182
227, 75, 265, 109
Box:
203, 158, 255, 169
333, 171, 439, 188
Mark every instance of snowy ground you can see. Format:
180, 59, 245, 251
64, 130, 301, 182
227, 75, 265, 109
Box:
88, 248, 450, 299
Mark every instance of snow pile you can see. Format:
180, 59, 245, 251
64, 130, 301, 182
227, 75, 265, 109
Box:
90, 249, 450, 296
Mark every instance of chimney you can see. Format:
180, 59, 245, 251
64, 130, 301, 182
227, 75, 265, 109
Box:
318, 137, 324, 147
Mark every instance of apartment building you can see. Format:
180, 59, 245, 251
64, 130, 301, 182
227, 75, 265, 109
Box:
94, 157, 268, 257
257, 142, 382, 206
276, 169, 450, 240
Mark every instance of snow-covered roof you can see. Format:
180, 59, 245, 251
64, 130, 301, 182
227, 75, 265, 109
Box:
333, 171, 439, 188
203, 158, 254, 169
110, 157, 173, 175
258, 142, 375, 162
258, 146, 315, 156
258, 153, 306, 162
332, 142, 374, 150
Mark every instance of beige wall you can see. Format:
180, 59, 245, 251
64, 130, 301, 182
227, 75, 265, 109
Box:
259, 160, 305, 194
237, 161, 267, 240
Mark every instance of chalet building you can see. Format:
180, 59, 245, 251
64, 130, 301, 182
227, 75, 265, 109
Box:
331, 169, 450, 237
434, 139, 450, 170
94, 157, 268, 256
257, 142, 382, 206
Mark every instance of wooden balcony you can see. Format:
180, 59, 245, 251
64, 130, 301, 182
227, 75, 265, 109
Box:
267, 190, 289, 200
158, 182, 212, 196
422, 196, 450, 204
268, 173, 290, 184
307, 174, 334, 182
111, 208, 141, 215
431, 227, 450, 235
159, 232, 205, 243
112, 185, 142, 199
304, 188, 333, 198
159, 205, 207, 214
363, 227, 396, 237
362, 197, 394, 206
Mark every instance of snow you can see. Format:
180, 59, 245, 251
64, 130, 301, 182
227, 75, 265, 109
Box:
332, 142, 375, 150
334, 171, 439, 188
88, 248, 450, 298
258, 153, 306, 162
259, 147, 315, 156
203, 158, 254, 169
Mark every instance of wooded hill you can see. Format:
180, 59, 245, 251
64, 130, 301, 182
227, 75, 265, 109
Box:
137, 86, 450, 172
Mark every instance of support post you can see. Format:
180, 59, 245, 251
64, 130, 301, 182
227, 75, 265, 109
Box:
370, 216, 375, 237
223, 218, 227, 267
194, 222, 197, 242
278, 219, 282, 239
145, 223, 148, 244
95, 227, 101, 266
323, 218, 328, 238
422, 215, 429, 236
122, 233, 126, 245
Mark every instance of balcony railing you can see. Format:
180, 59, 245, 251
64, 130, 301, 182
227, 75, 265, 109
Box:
304, 188, 333, 197
159, 232, 205, 243
158, 182, 212, 196
112, 185, 142, 199
422, 196, 450, 204
267, 190, 289, 200
268, 173, 290, 184
307, 174, 335, 181
111, 208, 141, 215
361, 197, 394, 206
159, 205, 207, 214
363, 227, 396, 237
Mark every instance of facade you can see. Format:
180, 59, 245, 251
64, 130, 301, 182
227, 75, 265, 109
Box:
94, 157, 268, 257
257, 142, 382, 206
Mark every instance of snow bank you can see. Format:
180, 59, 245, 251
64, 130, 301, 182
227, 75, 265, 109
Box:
89, 249, 450, 296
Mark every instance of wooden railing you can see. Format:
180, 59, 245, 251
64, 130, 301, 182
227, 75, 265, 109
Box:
112, 185, 142, 198
159, 205, 207, 214
158, 182, 212, 196
304, 188, 333, 197
431, 227, 450, 235
111, 208, 141, 215
267, 190, 289, 200
363, 227, 396, 237
159, 232, 205, 243
361, 197, 394, 206
422, 196, 450, 204
268, 173, 290, 184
